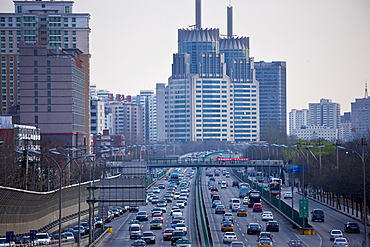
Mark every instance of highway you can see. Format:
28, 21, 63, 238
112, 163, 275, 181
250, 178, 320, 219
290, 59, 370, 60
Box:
94, 167, 368, 247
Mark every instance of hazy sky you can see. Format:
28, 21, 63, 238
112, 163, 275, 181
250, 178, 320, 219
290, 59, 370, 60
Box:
2, 0, 370, 113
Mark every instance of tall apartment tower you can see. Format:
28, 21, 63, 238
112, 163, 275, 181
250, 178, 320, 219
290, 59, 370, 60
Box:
309, 98, 340, 129
135, 90, 157, 144
157, 2, 259, 142
288, 109, 309, 136
19, 44, 86, 146
0, 0, 90, 144
351, 88, 370, 139
254, 61, 287, 141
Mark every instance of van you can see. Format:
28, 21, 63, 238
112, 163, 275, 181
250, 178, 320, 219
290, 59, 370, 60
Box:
229, 198, 241, 209
311, 208, 325, 222
129, 224, 142, 239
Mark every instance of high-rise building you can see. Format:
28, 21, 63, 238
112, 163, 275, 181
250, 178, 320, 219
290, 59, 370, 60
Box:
0, 0, 90, 145
157, 2, 259, 142
255, 61, 287, 141
19, 44, 86, 146
351, 95, 370, 139
134, 90, 157, 144
309, 98, 340, 129
288, 109, 309, 136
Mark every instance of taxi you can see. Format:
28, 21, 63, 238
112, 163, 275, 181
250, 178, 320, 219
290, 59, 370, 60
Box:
236, 208, 248, 217
150, 219, 163, 230
173, 192, 180, 200
221, 221, 234, 232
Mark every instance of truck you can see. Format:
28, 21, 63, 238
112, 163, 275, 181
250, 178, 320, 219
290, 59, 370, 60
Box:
238, 183, 250, 198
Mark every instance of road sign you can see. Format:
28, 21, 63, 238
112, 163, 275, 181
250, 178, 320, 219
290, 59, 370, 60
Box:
6, 231, 14, 242
289, 165, 301, 174
299, 199, 309, 218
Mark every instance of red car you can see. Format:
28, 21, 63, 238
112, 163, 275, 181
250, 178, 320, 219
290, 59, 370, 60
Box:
152, 213, 164, 222
162, 228, 174, 241
253, 203, 263, 212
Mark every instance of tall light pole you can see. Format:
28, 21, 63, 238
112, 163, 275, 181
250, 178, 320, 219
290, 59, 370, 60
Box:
338, 143, 369, 247
317, 145, 325, 171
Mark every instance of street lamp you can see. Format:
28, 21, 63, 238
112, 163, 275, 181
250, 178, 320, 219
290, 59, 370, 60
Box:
338, 144, 369, 247
317, 145, 325, 171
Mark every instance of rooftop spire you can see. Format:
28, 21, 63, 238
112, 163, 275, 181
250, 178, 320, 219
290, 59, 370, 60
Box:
365, 80, 368, 98
227, 6, 233, 38
196, 0, 201, 29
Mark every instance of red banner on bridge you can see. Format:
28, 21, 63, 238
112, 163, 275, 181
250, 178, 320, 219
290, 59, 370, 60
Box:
215, 158, 250, 161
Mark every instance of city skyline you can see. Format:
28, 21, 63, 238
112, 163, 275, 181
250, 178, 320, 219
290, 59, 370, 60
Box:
1, 0, 369, 114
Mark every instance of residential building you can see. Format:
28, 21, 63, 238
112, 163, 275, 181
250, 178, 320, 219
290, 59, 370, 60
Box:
90, 95, 105, 136
19, 44, 86, 146
255, 61, 287, 141
288, 109, 309, 136
309, 98, 340, 129
134, 90, 157, 144
291, 126, 337, 142
0, 0, 90, 145
351, 95, 370, 139
157, 3, 260, 142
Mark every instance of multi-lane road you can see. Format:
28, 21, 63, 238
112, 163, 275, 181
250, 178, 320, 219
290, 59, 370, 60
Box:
96, 167, 368, 247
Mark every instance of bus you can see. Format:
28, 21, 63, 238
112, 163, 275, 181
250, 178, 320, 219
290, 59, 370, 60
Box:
238, 183, 251, 198
256, 172, 264, 182
247, 190, 262, 208
170, 173, 180, 185
269, 178, 282, 195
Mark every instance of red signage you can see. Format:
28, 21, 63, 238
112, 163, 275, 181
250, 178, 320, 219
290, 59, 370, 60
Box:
215, 158, 250, 161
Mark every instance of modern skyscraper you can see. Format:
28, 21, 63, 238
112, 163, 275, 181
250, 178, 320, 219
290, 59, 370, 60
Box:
157, 2, 259, 143
134, 90, 157, 144
255, 61, 287, 141
351, 92, 370, 139
309, 98, 340, 129
0, 0, 90, 145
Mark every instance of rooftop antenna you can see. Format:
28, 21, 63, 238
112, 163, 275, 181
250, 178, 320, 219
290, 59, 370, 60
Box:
227, 4, 233, 38
365, 80, 368, 98
196, 0, 201, 29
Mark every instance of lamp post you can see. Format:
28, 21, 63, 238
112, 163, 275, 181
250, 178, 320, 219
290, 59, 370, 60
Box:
317, 145, 325, 171
338, 143, 369, 247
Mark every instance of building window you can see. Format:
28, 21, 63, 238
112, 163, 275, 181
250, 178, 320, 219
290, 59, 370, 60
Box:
34, 91, 38, 97
34, 98, 38, 104
42, 4, 45, 8
47, 83, 51, 89
34, 83, 38, 89
47, 76, 51, 81
47, 106, 51, 112
34, 76, 38, 81
65, 6, 70, 13
34, 60, 38, 66
34, 106, 38, 112
34, 68, 38, 74
33, 50, 37, 56
47, 60, 50, 66
47, 98, 51, 104
47, 68, 51, 74
17, 6, 22, 13
35, 115, 38, 124
47, 91, 51, 97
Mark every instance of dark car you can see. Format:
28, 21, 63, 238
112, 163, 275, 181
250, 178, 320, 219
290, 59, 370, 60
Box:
210, 186, 219, 192
131, 239, 148, 247
232, 181, 239, 187
171, 230, 186, 245
162, 228, 175, 241
215, 205, 226, 214
136, 211, 149, 221
130, 206, 139, 212
288, 239, 303, 247
246, 223, 261, 234
311, 208, 324, 222
344, 222, 360, 233
141, 231, 156, 244
265, 220, 279, 232
212, 200, 222, 208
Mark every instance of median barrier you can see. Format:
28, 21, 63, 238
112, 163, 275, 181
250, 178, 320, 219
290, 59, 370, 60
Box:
107, 227, 112, 233
299, 228, 315, 235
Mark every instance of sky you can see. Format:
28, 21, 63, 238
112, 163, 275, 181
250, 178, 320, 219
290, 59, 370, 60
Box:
2, 0, 370, 114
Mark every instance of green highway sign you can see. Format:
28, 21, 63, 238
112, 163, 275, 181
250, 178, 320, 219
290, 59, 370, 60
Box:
299, 199, 309, 218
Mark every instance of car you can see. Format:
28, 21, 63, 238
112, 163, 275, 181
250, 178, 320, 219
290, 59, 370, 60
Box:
221, 183, 227, 189
261, 211, 274, 221
130, 206, 139, 212
72, 225, 86, 236
158, 183, 165, 189
344, 222, 360, 233
258, 232, 273, 241
129, 224, 142, 239
231, 203, 241, 212
253, 203, 263, 212
246, 223, 262, 234
232, 181, 239, 187
35, 233, 51, 245
171, 230, 186, 245
171, 209, 183, 218
287, 239, 303, 247
150, 219, 163, 230
152, 212, 164, 222
171, 219, 184, 228
141, 231, 156, 244
283, 192, 293, 199
330, 229, 343, 241
175, 223, 187, 234
136, 211, 149, 221
173, 192, 181, 199
311, 208, 325, 222
175, 237, 192, 247
210, 186, 219, 192
257, 237, 273, 246
176, 200, 186, 208
153, 187, 161, 193
230, 241, 245, 247
243, 197, 249, 205
164, 196, 173, 203
211, 194, 221, 201
237, 208, 247, 217
131, 239, 148, 247
63, 232, 75, 242
333, 237, 349, 247
266, 220, 279, 232
163, 228, 175, 241
223, 212, 234, 222
212, 200, 222, 208
222, 232, 237, 244
221, 221, 234, 232
15, 236, 32, 246
215, 205, 226, 214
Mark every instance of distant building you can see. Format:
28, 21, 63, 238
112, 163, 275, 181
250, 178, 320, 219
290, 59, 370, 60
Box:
19, 44, 86, 146
134, 90, 157, 144
255, 61, 287, 141
92, 129, 124, 161
288, 109, 309, 136
309, 98, 340, 129
351, 96, 370, 139
291, 126, 337, 142
90, 95, 105, 136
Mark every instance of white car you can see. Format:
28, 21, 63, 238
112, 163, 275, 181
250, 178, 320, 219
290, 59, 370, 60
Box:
330, 229, 343, 241
171, 209, 183, 218
283, 192, 293, 199
35, 233, 51, 245
333, 237, 348, 246
153, 187, 160, 193
261, 211, 274, 221
243, 197, 249, 204
63, 232, 75, 242
175, 223, 187, 234
223, 232, 237, 244
223, 213, 234, 222
176, 200, 186, 208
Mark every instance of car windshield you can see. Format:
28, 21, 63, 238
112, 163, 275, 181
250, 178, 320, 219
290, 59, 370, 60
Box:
225, 232, 235, 236
332, 230, 342, 234
142, 232, 153, 236
335, 239, 346, 242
